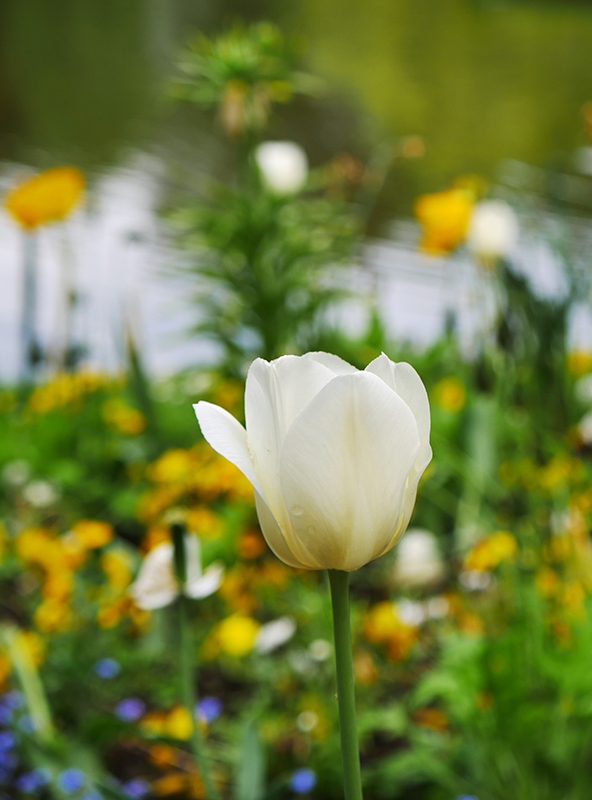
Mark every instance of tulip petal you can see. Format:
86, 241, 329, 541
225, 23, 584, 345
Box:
185, 562, 224, 599
303, 351, 358, 375
130, 543, 179, 610
245, 356, 336, 533
366, 355, 430, 449
193, 401, 262, 496
279, 372, 421, 571
254, 491, 317, 569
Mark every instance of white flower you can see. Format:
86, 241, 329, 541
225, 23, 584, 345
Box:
309, 639, 332, 661
2, 460, 30, 487
22, 480, 58, 508
194, 352, 431, 572
393, 529, 444, 588
254, 616, 297, 653
396, 599, 426, 626
255, 141, 308, 194
467, 200, 519, 261
130, 535, 224, 610
579, 411, 592, 445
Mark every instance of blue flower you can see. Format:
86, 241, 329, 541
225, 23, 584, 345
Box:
81, 793, 104, 800
290, 768, 317, 794
195, 697, 223, 723
456, 796, 479, 800
0, 752, 17, 771
94, 659, 121, 680
2, 692, 24, 710
0, 733, 16, 752
115, 698, 145, 723
15, 769, 50, 794
58, 768, 86, 794
122, 778, 150, 798
0, 708, 12, 726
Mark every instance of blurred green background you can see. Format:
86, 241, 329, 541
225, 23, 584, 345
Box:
1, 0, 591, 216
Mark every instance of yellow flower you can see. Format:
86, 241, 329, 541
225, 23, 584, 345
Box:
5, 167, 85, 229
415, 188, 474, 255
431, 377, 467, 413
363, 601, 418, 662
165, 706, 194, 740
14, 630, 46, 666
101, 549, 133, 589
42, 570, 74, 602
215, 614, 260, 657
101, 398, 147, 436
464, 531, 518, 572
567, 350, 592, 378
71, 520, 114, 549
35, 599, 73, 633
150, 449, 195, 484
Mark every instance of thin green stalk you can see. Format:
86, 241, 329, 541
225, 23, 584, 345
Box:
172, 524, 220, 800
328, 570, 363, 800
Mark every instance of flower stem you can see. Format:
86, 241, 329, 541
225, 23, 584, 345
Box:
328, 570, 364, 800
172, 523, 220, 800
177, 597, 220, 800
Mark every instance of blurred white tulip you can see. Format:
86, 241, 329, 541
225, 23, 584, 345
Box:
467, 200, 519, 261
393, 529, 444, 588
255, 141, 308, 194
130, 535, 223, 610
195, 352, 431, 572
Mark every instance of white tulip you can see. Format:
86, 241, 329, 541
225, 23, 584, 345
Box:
130, 535, 224, 610
255, 616, 297, 653
393, 528, 444, 588
254, 141, 308, 194
194, 352, 431, 572
467, 200, 519, 261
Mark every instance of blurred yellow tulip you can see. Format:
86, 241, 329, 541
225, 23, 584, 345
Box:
415, 188, 474, 255
5, 167, 85, 230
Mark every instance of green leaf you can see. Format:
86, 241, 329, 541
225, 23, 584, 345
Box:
234, 719, 266, 800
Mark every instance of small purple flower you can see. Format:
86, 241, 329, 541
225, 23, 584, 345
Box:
0, 733, 16, 752
0, 708, 12, 726
456, 797, 479, 800
122, 778, 150, 798
58, 768, 86, 793
115, 698, 145, 723
195, 697, 223, 723
94, 659, 121, 679
290, 768, 316, 794
81, 793, 104, 800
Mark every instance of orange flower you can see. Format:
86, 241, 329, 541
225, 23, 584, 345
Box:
415, 188, 474, 255
6, 167, 85, 229
413, 707, 449, 732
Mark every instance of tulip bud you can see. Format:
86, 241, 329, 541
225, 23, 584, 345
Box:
194, 352, 431, 572
254, 141, 308, 194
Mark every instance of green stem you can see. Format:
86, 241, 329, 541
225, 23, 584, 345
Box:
172, 525, 220, 800
177, 597, 220, 800
328, 570, 363, 800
